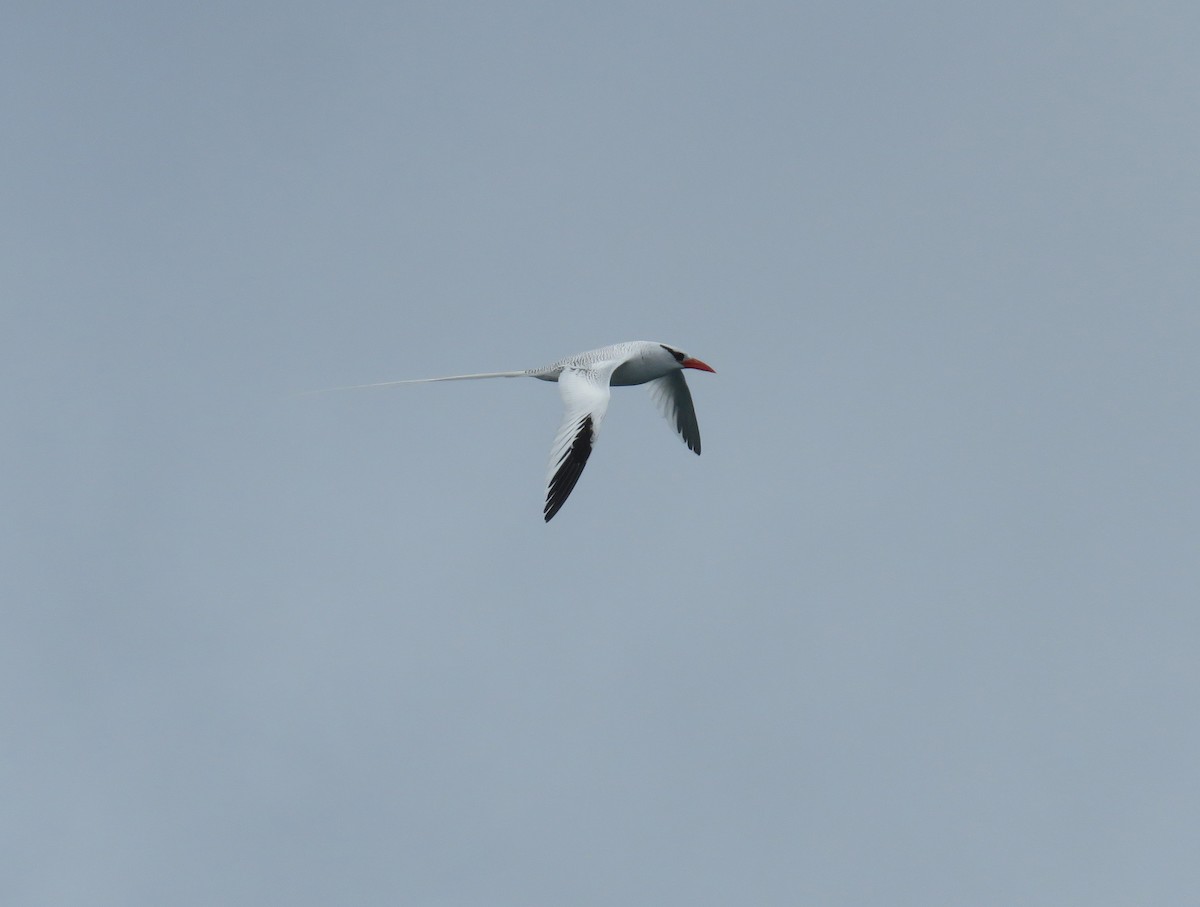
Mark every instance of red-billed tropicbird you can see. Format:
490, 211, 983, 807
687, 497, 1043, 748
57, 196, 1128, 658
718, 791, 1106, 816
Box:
321, 340, 715, 521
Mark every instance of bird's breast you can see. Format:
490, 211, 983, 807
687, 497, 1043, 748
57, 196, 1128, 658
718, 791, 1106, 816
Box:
610, 357, 667, 386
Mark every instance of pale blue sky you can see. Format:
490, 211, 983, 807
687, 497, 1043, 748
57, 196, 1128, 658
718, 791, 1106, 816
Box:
4, 2, 1199, 904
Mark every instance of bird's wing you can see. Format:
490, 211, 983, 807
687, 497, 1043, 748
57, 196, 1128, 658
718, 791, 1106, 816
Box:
647, 371, 702, 454
544, 363, 619, 522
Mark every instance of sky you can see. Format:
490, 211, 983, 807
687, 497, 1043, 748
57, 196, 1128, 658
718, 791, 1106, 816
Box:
4, 2, 1199, 904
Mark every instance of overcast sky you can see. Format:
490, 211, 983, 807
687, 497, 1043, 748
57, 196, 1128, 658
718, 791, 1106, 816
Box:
4, 2, 1199, 904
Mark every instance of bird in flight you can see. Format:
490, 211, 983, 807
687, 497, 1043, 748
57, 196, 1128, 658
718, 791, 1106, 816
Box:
317, 340, 715, 521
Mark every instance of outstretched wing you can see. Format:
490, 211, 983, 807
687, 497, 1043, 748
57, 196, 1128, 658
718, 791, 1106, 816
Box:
544, 365, 617, 522
647, 371, 702, 454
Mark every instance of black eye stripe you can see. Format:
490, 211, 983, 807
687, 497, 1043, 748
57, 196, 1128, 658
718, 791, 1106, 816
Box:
660, 344, 686, 363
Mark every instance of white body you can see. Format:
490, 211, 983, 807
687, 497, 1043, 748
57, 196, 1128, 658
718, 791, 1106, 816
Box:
529, 340, 696, 386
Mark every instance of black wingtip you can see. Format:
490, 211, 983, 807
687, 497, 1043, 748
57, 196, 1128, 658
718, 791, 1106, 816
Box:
544, 415, 595, 522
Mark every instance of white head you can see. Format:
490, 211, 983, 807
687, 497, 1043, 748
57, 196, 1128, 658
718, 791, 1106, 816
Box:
658, 343, 716, 373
